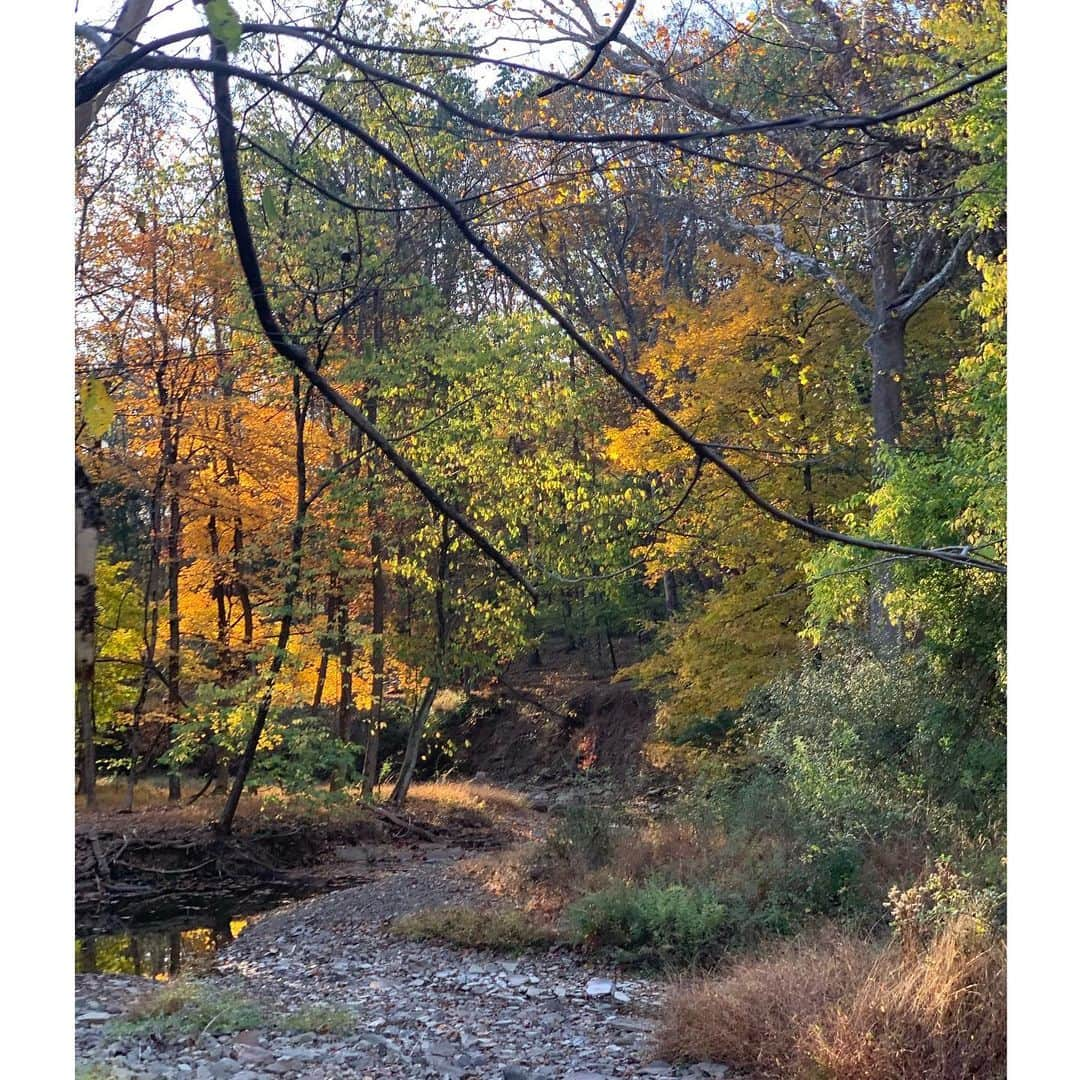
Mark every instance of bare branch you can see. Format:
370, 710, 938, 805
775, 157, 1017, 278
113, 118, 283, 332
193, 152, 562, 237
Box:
75, 0, 154, 144
719, 217, 875, 326
76, 24, 109, 55
539, 0, 638, 97
892, 230, 974, 322
81, 42, 1005, 577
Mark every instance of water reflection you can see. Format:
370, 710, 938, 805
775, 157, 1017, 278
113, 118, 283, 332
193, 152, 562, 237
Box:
76, 916, 249, 979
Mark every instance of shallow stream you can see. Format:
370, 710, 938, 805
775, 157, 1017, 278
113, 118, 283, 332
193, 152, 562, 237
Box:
75, 883, 322, 979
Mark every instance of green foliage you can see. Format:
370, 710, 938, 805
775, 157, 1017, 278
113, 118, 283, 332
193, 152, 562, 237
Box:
567, 881, 754, 965
205, 0, 242, 53
741, 642, 1005, 843
390, 906, 555, 951
250, 715, 358, 793
91, 550, 144, 770
109, 982, 268, 1037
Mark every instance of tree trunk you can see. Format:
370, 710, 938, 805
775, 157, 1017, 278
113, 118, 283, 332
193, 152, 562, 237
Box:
362, 528, 386, 799
336, 601, 353, 742
662, 570, 679, 616
391, 682, 438, 806
217, 376, 310, 836
75, 462, 100, 809
312, 649, 329, 710
868, 318, 906, 452
362, 394, 386, 800
166, 488, 182, 801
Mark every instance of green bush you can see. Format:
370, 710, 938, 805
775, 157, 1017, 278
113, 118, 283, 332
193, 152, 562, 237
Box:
739, 641, 1005, 845
567, 881, 760, 964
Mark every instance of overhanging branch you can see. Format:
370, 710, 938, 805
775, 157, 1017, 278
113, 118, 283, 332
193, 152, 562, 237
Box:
210, 44, 538, 602
83, 45, 1005, 576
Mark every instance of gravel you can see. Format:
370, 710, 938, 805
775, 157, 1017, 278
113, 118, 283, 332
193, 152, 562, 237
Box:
76, 852, 735, 1079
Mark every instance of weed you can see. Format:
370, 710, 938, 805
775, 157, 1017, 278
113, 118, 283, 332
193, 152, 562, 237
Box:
280, 1004, 355, 1034
566, 881, 759, 965
108, 982, 268, 1037
390, 905, 555, 951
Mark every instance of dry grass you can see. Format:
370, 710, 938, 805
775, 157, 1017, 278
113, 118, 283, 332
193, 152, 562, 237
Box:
656, 927, 875, 1073
80, 774, 526, 836
77, 772, 369, 824
390, 904, 556, 951
609, 819, 714, 883
459, 843, 577, 917
655, 918, 1005, 1080
382, 779, 527, 828
805, 919, 1006, 1080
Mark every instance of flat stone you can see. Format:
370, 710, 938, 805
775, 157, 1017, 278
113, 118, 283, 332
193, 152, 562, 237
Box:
585, 979, 613, 997
235, 1046, 273, 1066
76, 1011, 114, 1023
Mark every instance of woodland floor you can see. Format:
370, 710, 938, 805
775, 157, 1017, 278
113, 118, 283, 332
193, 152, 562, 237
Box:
75, 806, 734, 1080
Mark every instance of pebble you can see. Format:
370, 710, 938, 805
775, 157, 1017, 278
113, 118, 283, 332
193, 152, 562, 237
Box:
75, 854, 714, 1079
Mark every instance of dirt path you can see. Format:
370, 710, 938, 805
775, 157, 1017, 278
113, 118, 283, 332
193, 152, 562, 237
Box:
76, 848, 731, 1080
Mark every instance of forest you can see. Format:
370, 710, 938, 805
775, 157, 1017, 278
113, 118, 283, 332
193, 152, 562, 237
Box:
73, 2, 1006, 1078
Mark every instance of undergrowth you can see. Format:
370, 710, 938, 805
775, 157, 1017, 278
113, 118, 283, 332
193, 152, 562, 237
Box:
655, 917, 1005, 1080
390, 905, 556, 951
109, 981, 356, 1038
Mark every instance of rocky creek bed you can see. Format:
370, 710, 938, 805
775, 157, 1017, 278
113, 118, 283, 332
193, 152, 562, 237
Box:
76, 850, 735, 1080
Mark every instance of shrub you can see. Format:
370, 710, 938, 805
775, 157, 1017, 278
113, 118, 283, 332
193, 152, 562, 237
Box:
655, 928, 876, 1074
886, 855, 1005, 947
743, 642, 1005, 845
389, 905, 555, 951
530, 803, 627, 893
566, 881, 759, 964
654, 918, 1005, 1080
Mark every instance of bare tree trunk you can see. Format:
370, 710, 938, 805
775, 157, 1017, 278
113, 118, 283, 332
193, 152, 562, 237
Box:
362, 395, 386, 800
76, 462, 101, 809
217, 375, 310, 836
662, 570, 679, 616
213, 756, 230, 795
166, 488, 182, 802
390, 682, 438, 806
868, 319, 907, 452
336, 600, 353, 741
362, 528, 386, 799
862, 177, 906, 649
312, 649, 329, 710
75, 0, 155, 144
